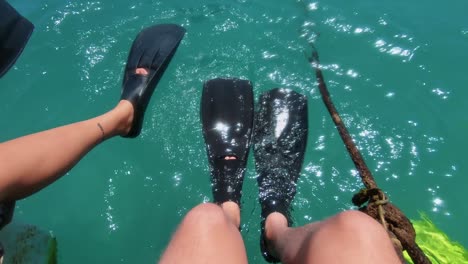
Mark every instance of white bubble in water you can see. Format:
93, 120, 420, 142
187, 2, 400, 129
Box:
354, 28, 363, 34
389, 47, 403, 55
432, 88, 450, 99
433, 198, 443, 206
346, 69, 358, 78
378, 18, 388, 26
307, 2, 318, 10
262, 51, 277, 59
375, 39, 386, 47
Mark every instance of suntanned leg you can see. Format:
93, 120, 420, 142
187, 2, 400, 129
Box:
159, 202, 248, 264
0, 67, 162, 202
265, 210, 401, 264
0, 100, 134, 201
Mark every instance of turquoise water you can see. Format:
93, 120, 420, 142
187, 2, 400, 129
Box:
1, 0, 467, 263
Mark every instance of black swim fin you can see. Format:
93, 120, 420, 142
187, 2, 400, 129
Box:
254, 88, 308, 262
201, 78, 254, 205
0, 0, 34, 78
121, 24, 186, 138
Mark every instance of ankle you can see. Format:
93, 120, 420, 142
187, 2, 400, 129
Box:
262, 212, 289, 261
221, 201, 241, 227
265, 212, 288, 241
114, 100, 135, 136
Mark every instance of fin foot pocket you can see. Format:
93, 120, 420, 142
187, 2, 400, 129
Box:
120, 24, 186, 138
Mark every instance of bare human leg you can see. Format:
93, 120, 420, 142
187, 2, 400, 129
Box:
0, 68, 157, 202
164, 78, 252, 263
264, 211, 402, 264
252, 89, 400, 263
159, 202, 247, 264
0, 100, 133, 201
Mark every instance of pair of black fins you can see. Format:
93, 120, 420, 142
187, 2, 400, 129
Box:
201, 79, 308, 262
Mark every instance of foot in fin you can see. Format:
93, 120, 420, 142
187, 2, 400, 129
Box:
201, 78, 254, 206
0, 0, 34, 78
253, 88, 308, 262
121, 24, 186, 138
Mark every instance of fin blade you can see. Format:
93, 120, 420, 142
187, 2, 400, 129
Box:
0, 1, 34, 78
201, 78, 254, 205
124, 24, 186, 78
201, 78, 254, 161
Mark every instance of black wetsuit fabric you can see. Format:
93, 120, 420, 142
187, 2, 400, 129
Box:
0, 201, 14, 230
0, 201, 15, 259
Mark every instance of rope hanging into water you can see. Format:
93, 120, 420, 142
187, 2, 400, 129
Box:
307, 46, 431, 264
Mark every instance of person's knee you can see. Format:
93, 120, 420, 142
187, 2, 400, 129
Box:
331, 210, 386, 235
321, 210, 394, 249
295, 211, 394, 262
303, 210, 389, 250
181, 203, 231, 231
295, 211, 399, 263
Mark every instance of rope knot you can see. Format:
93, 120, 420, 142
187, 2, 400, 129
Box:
352, 188, 387, 207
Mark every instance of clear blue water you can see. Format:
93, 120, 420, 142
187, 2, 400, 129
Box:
1, 0, 467, 263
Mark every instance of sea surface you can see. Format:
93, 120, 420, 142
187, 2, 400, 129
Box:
1, 0, 467, 263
